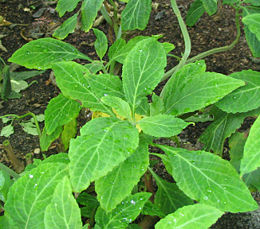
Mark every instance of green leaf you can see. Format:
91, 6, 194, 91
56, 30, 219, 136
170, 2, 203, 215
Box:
95, 138, 149, 212
155, 204, 223, 229
69, 117, 139, 192
150, 169, 193, 215
138, 114, 190, 138
1, 66, 11, 100
76, 193, 99, 218
45, 94, 81, 135
52, 61, 114, 116
108, 38, 127, 63
121, 0, 152, 31
61, 118, 77, 151
122, 38, 166, 112
243, 168, 260, 191
5, 162, 68, 229
186, 0, 205, 26
9, 38, 91, 70
20, 122, 38, 136
216, 70, 260, 113
44, 176, 82, 229
0, 170, 13, 202
244, 25, 260, 57
93, 28, 108, 60
156, 145, 258, 213
10, 70, 45, 81
81, 0, 104, 32
53, 13, 78, 40
161, 42, 175, 54
95, 192, 151, 228
240, 115, 260, 176
40, 126, 62, 151
101, 95, 132, 120
56, 0, 81, 17
244, 0, 260, 6
150, 94, 164, 116
0, 124, 14, 137
161, 62, 245, 115
142, 201, 166, 218
85, 61, 104, 74
201, 0, 218, 15
242, 14, 260, 41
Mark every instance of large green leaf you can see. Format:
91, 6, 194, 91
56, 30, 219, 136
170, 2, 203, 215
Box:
93, 28, 108, 60
56, 0, 80, 17
138, 114, 190, 138
81, 0, 104, 32
161, 62, 245, 115
8, 38, 91, 70
155, 204, 223, 229
44, 177, 82, 228
95, 192, 151, 228
186, 0, 205, 26
240, 115, 260, 176
122, 38, 166, 112
45, 94, 81, 135
242, 14, 260, 41
5, 162, 68, 229
69, 117, 139, 192
244, 26, 260, 57
121, 0, 152, 31
149, 169, 193, 215
156, 145, 258, 213
95, 138, 149, 212
52, 61, 114, 116
216, 70, 260, 113
201, 0, 218, 15
53, 13, 78, 40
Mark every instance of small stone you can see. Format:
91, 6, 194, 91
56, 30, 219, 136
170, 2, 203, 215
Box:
34, 148, 40, 154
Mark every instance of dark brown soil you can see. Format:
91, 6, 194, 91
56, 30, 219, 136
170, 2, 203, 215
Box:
0, 0, 259, 228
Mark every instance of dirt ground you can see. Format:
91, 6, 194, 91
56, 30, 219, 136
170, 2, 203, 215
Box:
0, 0, 259, 228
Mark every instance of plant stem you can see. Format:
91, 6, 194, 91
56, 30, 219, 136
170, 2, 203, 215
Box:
0, 162, 20, 179
162, 6, 241, 82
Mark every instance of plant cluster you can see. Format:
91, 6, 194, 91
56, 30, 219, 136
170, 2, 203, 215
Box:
0, 0, 260, 228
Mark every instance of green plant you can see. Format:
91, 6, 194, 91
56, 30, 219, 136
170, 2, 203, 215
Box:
0, 0, 259, 228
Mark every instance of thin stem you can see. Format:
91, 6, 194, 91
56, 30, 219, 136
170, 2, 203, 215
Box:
0, 162, 20, 179
100, 5, 113, 27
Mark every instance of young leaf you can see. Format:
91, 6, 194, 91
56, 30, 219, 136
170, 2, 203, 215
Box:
85, 61, 104, 74
45, 94, 81, 135
156, 145, 258, 213
52, 61, 114, 116
242, 14, 260, 41
61, 118, 77, 151
95, 138, 149, 212
40, 126, 62, 152
101, 95, 132, 120
240, 115, 260, 176
95, 192, 151, 228
8, 38, 91, 70
81, 0, 104, 32
138, 114, 190, 138
56, 0, 81, 17
162, 62, 245, 116
76, 193, 99, 218
5, 162, 68, 229
150, 94, 164, 116
0, 124, 14, 137
69, 117, 139, 192
53, 13, 78, 40
155, 204, 223, 229
149, 169, 193, 215
201, 0, 218, 16
142, 201, 166, 218
121, 0, 152, 31
44, 176, 82, 229
186, 0, 205, 26
216, 70, 260, 113
93, 28, 108, 60
122, 38, 166, 112
108, 38, 127, 62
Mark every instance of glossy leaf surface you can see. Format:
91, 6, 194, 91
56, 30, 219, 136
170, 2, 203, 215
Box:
93, 28, 108, 60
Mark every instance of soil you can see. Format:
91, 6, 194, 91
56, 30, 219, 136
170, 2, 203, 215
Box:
0, 0, 259, 228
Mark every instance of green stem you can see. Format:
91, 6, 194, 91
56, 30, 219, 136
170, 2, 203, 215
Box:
0, 112, 41, 137
100, 5, 113, 27
0, 162, 20, 179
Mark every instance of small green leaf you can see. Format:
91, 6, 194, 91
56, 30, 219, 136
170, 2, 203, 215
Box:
121, 0, 152, 31
139, 114, 190, 138
81, 0, 104, 32
20, 122, 38, 136
242, 14, 260, 41
53, 13, 78, 40
9, 38, 91, 70
69, 117, 139, 192
95, 192, 151, 228
0, 124, 14, 137
85, 61, 104, 74
101, 95, 132, 120
93, 28, 108, 60
155, 204, 223, 229
108, 38, 126, 62
201, 0, 218, 15
243, 168, 260, 191
142, 201, 165, 218
240, 115, 260, 176
61, 118, 77, 151
44, 177, 82, 229
45, 94, 81, 135
150, 94, 164, 116
56, 0, 81, 17
76, 193, 99, 218
186, 0, 205, 26
156, 145, 258, 213
40, 126, 62, 152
